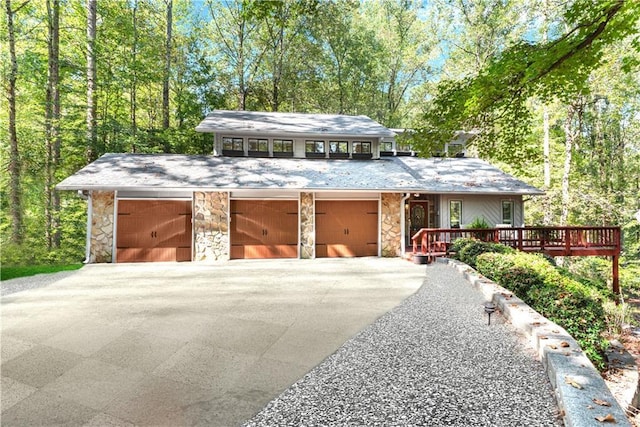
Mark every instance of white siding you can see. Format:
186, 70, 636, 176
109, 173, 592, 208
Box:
439, 195, 523, 228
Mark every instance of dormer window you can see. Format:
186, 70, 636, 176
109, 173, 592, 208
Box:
273, 139, 293, 157
222, 137, 244, 156
352, 141, 372, 159
305, 140, 326, 158
329, 141, 349, 158
248, 138, 268, 157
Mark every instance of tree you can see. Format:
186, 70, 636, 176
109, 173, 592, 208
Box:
44, 0, 61, 249
4, 0, 25, 244
414, 0, 640, 162
86, 0, 97, 161
162, 0, 172, 130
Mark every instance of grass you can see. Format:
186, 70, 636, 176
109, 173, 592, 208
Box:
1, 264, 83, 281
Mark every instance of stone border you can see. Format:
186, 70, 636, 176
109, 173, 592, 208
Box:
439, 258, 631, 427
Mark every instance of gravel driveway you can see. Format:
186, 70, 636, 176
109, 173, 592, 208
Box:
245, 262, 561, 426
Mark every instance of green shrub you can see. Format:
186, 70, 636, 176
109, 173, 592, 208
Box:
468, 217, 490, 229
476, 251, 609, 370
451, 238, 514, 268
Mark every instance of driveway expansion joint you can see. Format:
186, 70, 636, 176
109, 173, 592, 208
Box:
440, 258, 631, 427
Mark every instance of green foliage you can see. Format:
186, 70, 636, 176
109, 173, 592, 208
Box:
414, 0, 640, 164
1, 264, 83, 281
450, 238, 515, 269
476, 251, 609, 370
467, 217, 490, 229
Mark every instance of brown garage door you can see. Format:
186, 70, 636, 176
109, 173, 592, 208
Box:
116, 200, 192, 262
230, 200, 298, 259
316, 200, 378, 257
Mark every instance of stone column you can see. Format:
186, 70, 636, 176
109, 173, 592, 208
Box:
381, 193, 402, 257
194, 191, 229, 261
90, 191, 115, 263
300, 192, 315, 259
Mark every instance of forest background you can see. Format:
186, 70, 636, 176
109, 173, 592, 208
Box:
1, 0, 639, 292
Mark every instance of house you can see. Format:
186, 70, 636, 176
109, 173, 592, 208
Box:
56, 110, 543, 263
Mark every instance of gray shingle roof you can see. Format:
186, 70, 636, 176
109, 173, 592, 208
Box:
195, 110, 396, 138
56, 153, 543, 195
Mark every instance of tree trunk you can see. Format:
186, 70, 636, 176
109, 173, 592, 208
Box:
45, 0, 61, 249
543, 106, 552, 225
560, 101, 582, 226
130, 0, 138, 152
5, 0, 23, 245
162, 0, 172, 132
86, 0, 97, 162
542, 0, 552, 226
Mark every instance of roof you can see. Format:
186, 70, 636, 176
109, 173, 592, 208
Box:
57, 153, 543, 195
195, 110, 396, 138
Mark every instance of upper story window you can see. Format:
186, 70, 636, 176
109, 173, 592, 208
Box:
222, 137, 244, 156
396, 141, 412, 152
306, 140, 325, 153
305, 140, 326, 158
450, 200, 462, 228
502, 200, 514, 225
353, 141, 371, 154
329, 141, 349, 158
248, 138, 268, 152
273, 139, 293, 154
329, 141, 348, 153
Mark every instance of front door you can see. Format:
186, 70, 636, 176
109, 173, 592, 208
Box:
409, 201, 429, 239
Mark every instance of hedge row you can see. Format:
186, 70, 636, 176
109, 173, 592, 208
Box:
476, 251, 608, 370
450, 237, 515, 268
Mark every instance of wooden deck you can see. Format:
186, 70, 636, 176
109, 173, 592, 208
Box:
411, 226, 622, 293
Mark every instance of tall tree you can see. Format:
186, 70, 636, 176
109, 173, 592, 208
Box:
414, 0, 640, 161
4, 0, 25, 244
162, 0, 172, 130
44, 0, 61, 249
86, 0, 97, 161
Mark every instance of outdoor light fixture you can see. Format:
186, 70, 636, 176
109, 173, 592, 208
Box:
484, 302, 496, 325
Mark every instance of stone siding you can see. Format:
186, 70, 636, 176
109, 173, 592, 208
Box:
381, 193, 403, 257
300, 192, 315, 259
90, 191, 115, 263
194, 191, 229, 261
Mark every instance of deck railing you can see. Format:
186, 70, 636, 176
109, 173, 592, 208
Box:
411, 226, 622, 293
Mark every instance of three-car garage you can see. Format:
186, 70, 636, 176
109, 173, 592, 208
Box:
114, 196, 380, 262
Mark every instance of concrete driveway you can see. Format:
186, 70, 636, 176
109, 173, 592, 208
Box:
1, 258, 424, 426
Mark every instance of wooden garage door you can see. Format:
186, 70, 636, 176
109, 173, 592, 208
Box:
230, 200, 298, 259
116, 200, 192, 262
316, 200, 378, 257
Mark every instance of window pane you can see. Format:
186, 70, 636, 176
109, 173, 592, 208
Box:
249, 138, 268, 151
329, 141, 348, 153
223, 137, 243, 151
450, 200, 462, 228
502, 201, 513, 225
306, 140, 325, 153
381, 142, 393, 151
353, 141, 371, 153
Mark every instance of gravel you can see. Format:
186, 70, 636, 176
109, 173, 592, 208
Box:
0, 270, 80, 296
245, 262, 561, 427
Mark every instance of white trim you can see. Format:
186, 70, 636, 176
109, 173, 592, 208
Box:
112, 191, 118, 263
84, 191, 92, 263
400, 193, 411, 257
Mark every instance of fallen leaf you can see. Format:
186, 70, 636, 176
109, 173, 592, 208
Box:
595, 413, 616, 423
510, 303, 518, 307
501, 292, 513, 299
587, 405, 594, 409
548, 344, 558, 350
539, 335, 548, 340
565, 376, 583, 389
560, 341, 570, 348
532, 322, 542, 327
593, 398, 611, 407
